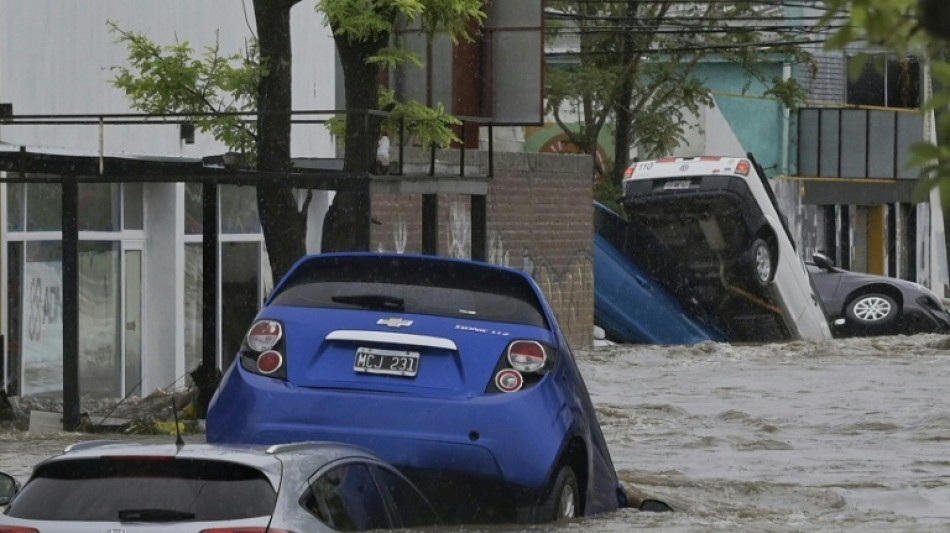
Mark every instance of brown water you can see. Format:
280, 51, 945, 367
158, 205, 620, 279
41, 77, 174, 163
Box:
3, 333, 950, 531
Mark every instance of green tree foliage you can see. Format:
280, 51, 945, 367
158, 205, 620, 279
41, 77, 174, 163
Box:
109, 22, 260, 157
110, 1, 307, 285
819, 0, 950, 204
545, 1, 812, 190
107, 0, 485, 280
318, 0, 484, 252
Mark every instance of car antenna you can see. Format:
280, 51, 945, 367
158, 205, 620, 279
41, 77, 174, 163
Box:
171, 397, 185, 450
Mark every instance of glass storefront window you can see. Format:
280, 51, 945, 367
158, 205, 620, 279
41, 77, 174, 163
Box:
6, 183, 24, 231
6, 243, 23, 395
78, 183, 120, 231
123, 183, 143, 230
124, 250, 142, 397
26, 184, 62, 231
220, 185, 261, 234
19, 241, 64, 397
78, 242, 120, 398
184, 244, 203, 374
221, 242, 261, 370
185, 183, 203, 235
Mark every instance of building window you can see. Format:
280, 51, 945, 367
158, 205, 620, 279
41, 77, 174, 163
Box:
221, 242, 261, 370
6, 183, 24, 231
26, 183, 62, 231
6, 243, 23, 395
78, 242, 121, 398
220, 185, 261, 234
183, 184, 264, 372
17, 241, 63, 396
846, 55, 920, 109
6, 182, 145, 398
78, 184, 121, 231
184, 243, 203, 375
185, 183, 203, 235
124, 249, 143, 397
123, 183, 144, 230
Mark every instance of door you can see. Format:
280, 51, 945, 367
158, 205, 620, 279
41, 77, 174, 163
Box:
123, 248, 142, 397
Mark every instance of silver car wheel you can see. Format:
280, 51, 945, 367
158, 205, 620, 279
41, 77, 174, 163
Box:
559, 483, 577, 518
852, 295, 893, 322
754, 242, 772, 284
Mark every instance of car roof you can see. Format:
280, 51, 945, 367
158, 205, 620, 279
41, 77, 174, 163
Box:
623, 155, 754, 180
268, 252, 551, 323
278, 252, 536, 287
40, 440, 383, 477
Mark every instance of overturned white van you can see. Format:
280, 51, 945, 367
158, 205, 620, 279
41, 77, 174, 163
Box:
620, 154, 832, 343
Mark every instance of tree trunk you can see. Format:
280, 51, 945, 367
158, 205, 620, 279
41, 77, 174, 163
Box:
254, 0, 306, 284
320, 29, 390, 252
612, 0, 638, 188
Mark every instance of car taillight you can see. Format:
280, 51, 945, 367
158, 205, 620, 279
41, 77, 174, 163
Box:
246, 320, 283, 351
507, 340, 546, 373
256, 350, 284, 374
623, 167, 634, 178
239, 319, 287, 380
735, 160, 751, 176
495, 369, 524, 392
488, 340, 556, 394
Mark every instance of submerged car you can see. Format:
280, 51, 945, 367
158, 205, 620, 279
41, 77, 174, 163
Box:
0, 440, 439, 533
593, 200, 724, 344
207, 252, 627, 525
620, 154, 832, 343
809, 252, 950, 337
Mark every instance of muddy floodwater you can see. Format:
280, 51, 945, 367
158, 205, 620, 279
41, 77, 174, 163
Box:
2, 333, 950, 531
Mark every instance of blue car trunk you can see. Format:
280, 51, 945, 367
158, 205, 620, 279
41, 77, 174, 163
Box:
262, 306, 551, 396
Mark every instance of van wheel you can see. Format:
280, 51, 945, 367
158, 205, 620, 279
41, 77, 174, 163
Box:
540, 466, 579, 522
749, 238, 774, 288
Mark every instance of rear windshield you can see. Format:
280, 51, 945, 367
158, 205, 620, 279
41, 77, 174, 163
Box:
270, 255, 549, 329
6, 458, 277, 522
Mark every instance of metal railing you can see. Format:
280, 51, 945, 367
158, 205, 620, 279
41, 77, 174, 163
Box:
0, 108, 495, 179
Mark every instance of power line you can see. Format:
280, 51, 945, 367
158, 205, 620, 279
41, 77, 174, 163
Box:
545, 37, 830, 56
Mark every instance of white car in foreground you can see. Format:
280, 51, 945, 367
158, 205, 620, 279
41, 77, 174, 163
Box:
619, 154, 832, 343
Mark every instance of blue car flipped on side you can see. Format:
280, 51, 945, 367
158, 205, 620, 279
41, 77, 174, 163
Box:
207, 252, 625, 524
594, 201, 723, 344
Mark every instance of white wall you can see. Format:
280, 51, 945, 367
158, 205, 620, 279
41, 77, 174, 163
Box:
0, 0, 336, 158
0, 1, 338, 395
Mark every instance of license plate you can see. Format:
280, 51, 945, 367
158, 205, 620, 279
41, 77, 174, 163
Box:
663, 180, 691, 190
354, 347, 419, 377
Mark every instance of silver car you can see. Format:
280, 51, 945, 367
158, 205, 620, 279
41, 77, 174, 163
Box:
0, 440, 439, 532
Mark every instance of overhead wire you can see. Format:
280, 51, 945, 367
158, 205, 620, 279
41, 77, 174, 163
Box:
543, 1, 847, 55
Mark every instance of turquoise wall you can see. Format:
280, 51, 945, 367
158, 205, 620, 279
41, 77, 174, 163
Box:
693, 62, 789, 177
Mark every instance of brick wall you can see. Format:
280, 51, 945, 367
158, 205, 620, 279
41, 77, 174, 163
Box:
370, 149, 595, 349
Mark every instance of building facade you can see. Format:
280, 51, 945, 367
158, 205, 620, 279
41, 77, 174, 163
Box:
1, 1, 595, 404
533, 2, 948, 296
0, 1, 337, 398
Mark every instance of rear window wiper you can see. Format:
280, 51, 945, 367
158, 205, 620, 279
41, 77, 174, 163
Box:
118, 508, 197, 522
332, 294, 405, 311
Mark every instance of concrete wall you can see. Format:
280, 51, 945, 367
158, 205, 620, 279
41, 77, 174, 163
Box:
371, 149, 595, 349
0, 0, 336, 158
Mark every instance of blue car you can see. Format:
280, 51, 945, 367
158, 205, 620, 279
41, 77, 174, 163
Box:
207, 252, 626, 525
593, 201, 724, 344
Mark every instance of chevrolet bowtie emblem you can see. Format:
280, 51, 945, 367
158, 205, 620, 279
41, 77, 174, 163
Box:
377, 318, 413, 328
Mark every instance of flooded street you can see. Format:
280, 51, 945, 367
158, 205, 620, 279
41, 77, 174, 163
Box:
2, 333, 950, 531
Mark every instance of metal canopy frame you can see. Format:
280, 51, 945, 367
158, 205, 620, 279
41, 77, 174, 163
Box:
0, 141, 490, 430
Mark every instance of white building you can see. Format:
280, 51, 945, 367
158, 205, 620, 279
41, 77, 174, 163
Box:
0, 1, 338, 399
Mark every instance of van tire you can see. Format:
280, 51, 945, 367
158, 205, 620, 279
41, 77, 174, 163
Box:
749, 238, 774, 288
